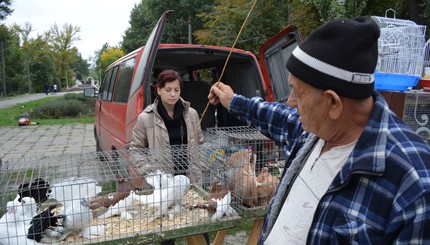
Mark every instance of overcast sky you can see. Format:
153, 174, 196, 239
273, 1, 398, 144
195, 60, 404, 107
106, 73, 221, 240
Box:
3, 0, 140, 60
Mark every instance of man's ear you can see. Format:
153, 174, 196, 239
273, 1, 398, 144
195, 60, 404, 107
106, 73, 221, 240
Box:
324, 90, 343, 119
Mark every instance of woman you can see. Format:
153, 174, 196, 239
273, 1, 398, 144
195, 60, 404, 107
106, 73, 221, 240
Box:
129, 69, 203, 154
89, 69, 204, 204
130, 69, 205, 245
91, 70, 207, 244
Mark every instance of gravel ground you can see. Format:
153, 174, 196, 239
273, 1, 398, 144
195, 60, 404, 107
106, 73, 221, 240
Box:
222, 231, 250, 244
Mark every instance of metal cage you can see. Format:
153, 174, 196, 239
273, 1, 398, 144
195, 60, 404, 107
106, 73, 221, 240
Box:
205, 126, 283, 219
0, 145, 242, 244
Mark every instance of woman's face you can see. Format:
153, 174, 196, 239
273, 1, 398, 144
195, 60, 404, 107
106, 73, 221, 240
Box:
157, 79, 181, 106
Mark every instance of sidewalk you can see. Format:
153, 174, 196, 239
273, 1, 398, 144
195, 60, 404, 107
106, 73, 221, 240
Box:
0, 123, 96, 160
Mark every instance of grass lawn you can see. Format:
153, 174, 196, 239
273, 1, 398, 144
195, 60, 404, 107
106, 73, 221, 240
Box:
0, 96, 94, 126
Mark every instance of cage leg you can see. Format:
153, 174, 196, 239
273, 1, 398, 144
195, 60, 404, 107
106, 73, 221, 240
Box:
186, 234, 208, 245
213, 229, 228, 245
247, 218, 264, 245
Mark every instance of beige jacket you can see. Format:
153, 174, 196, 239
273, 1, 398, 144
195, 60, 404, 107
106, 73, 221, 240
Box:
129, 97, 204, 149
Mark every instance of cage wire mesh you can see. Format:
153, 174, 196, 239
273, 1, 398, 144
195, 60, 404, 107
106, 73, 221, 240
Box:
422, 39, 430, 77
0, 145, 242, 244
205, 126, 283, 219
372, 11, 427, 76
401, 92, 430, 145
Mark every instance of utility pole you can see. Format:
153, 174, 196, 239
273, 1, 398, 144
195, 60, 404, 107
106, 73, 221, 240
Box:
0, 41, 5, 96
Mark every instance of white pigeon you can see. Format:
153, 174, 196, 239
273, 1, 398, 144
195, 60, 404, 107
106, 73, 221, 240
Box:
44, 177, 101, 241
0, 196, 39, 245
61, 196, 93, 230
131, 170, 172, 205
131, 171, 190, 223
187, 181, 237, 222
211, 190, 237, 222
50, 176, 102, 204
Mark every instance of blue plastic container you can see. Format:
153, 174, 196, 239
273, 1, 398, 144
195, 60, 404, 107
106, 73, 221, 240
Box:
374, 73, 420, 92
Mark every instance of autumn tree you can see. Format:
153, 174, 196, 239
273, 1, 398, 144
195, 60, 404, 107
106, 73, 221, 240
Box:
99, 47, 124, 73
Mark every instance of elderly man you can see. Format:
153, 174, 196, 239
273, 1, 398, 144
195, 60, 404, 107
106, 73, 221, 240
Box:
208, 16, 430, 244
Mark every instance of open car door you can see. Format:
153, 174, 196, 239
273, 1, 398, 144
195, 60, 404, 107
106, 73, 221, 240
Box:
125, 10, 173, 143
259, 25, 303, 102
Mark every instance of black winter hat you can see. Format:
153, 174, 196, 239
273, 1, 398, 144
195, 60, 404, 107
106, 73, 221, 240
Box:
286, 16, 380, 99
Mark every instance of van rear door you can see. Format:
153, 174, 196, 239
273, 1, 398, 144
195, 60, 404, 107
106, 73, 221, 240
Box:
125, 10, 173, 144
259, 26, 302, 102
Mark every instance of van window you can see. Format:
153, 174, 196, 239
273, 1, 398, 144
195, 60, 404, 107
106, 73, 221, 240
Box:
99, 66, 119, 101
99, 69, 113, 100
107, 66, 119, 101
113, 58, 135, 103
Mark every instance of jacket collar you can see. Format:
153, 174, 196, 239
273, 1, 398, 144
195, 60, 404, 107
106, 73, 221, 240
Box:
329, 91, 389, 190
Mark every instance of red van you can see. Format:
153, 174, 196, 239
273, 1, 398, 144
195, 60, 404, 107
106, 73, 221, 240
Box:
84, 10, 301, 151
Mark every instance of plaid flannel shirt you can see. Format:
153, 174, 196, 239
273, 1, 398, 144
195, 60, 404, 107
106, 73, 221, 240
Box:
228, 91, 430, 244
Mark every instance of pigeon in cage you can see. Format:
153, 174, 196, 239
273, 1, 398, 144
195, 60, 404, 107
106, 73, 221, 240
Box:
49, 176, 102, 204
18, 178, 51, 205
42, 197, 94, 242
0, 196, 38, 245
46, 177, 102, 241
225, 149, 259, 207
27, 204, 63, 243
255, 167, 280, 206
187, 181, 237, 222
131, 170, 190, 222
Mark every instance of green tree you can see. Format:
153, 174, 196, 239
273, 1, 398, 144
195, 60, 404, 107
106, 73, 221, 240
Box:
0, 0, 13, 21
71, 53, 90, 81
47, 23, 81, 89
195, 0, 289, 54
121, 0, 214, 54
0, 23, 24, 95
26, 36, 56, 93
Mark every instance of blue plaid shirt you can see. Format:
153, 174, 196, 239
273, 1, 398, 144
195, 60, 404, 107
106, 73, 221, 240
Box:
229, 91, 430, 244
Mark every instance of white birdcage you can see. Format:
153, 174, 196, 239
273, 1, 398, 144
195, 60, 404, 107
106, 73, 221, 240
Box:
205, 126, 284, 219
0, 145, 242, 244
373, 9, 426, 76
372, 9, 427, 91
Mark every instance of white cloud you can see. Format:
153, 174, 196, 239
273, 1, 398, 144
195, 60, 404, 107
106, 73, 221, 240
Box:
3, 0, 140, 60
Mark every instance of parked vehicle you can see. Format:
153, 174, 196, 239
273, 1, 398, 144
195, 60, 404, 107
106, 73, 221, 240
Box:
84, 10, 301, 151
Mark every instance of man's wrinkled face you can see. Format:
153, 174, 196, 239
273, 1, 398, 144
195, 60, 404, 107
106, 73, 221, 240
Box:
286, 74, 328, 135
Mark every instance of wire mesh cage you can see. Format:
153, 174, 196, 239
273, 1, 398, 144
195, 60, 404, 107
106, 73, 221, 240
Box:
372, 10, 427, 77
401, 92, 430, 144
0, 145, 242, 244
205, 126, 283, 219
